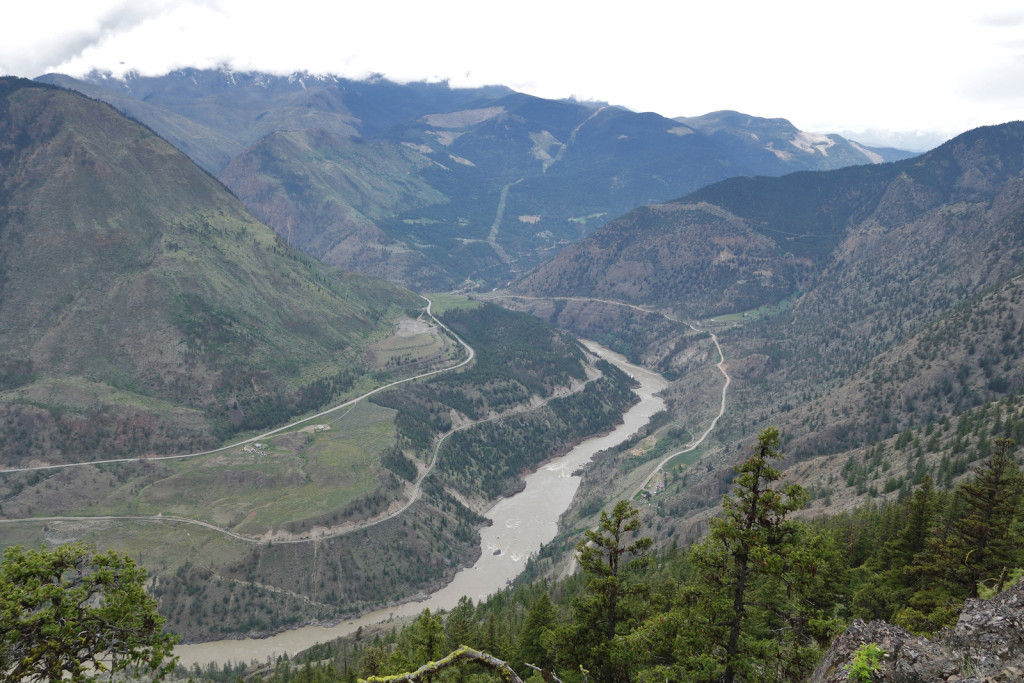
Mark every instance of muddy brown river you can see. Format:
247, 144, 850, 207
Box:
176, 341, 668, 668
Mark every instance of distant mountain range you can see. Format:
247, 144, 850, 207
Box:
509, 121, 1024, 541
517, 122, 1024, 320
38, 69, 914, 291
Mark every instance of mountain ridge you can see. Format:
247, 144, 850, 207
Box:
37, 68, 914, 290
500, 120, 1024, 565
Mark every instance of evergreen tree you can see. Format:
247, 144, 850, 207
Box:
714, 427, 808, 683
445, 596, 476, 652
515, 592, 556, 673
645, 427, 813, 682
895, 475, 936, 568
554, 500, 652, 683
411, 609, 446, 665
0, 543, 178, 682
896, 439, 1023, 633
940, 438, 1022, 597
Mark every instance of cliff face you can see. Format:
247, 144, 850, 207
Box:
810, 580, 1024, 682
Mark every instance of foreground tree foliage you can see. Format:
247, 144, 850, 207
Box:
0, 543, 178, 682
619, 427, 839, 683
856, 437, 1024, 633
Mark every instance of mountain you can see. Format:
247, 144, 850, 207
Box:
0, 77, 646, 640
505, 121, 1024, 547
0, 77, 422, 466
677, 110, 907, 169
38, 69, 914, 290
516, 122, 1024, 318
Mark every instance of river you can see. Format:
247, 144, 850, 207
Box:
175, 341, 668, 668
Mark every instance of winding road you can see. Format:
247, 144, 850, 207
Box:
0, 297, 477, 542
0, 297, 472, 476
2, 293, 732, 553
476, 294, 733, 498
0, 295, 608, 546
627, 321, 729, 500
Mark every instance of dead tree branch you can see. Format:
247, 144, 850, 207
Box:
360, 645, 524, 682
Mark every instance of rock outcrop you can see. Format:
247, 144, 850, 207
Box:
809, 580, 1024, 682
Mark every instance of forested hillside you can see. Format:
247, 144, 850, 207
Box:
506, 122, 1024, 535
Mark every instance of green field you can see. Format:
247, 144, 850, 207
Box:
424, 292, 483, 315
708, 293, 798, 323
46, 401, 402, 533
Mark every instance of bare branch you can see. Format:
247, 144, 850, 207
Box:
361, 645, 524, 682
525, 662, 564, 683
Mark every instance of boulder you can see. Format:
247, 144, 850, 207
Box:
809, 579, 1024, 682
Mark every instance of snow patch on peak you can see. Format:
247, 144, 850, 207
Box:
765, 143, 792, 161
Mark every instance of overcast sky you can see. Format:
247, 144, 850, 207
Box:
3, 1, 1023, 150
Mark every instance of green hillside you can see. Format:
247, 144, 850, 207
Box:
0, 77, 421, 465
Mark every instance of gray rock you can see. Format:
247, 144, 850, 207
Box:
808, 579, 1024, 682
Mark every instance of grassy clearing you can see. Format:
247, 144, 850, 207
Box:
2, 376, 199, 414
54, 401, 401, 533
424, 292, 482, 315
372, 320, 449, 370
709, 294, 798, 323
665, 445, 704, 472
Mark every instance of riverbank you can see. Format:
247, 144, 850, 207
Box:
175, 341, 668, 668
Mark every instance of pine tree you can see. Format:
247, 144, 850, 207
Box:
554, 500, 652, 683
898, 439, 1023, 633
944, 438, 1022, 597
515, 592, 556, 672
655, 427, 812, 682
897, 475, 936, 567
444, 596, 476, 652
713, 427, 808, 683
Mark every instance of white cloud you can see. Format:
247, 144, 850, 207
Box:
2, 0, 1023, 141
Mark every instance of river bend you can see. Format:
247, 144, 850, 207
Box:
176, 342, 667, 668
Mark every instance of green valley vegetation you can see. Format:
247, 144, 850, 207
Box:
370, 303, 638, 501
1, 300, 637, 642
186, 431, 1024, 683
